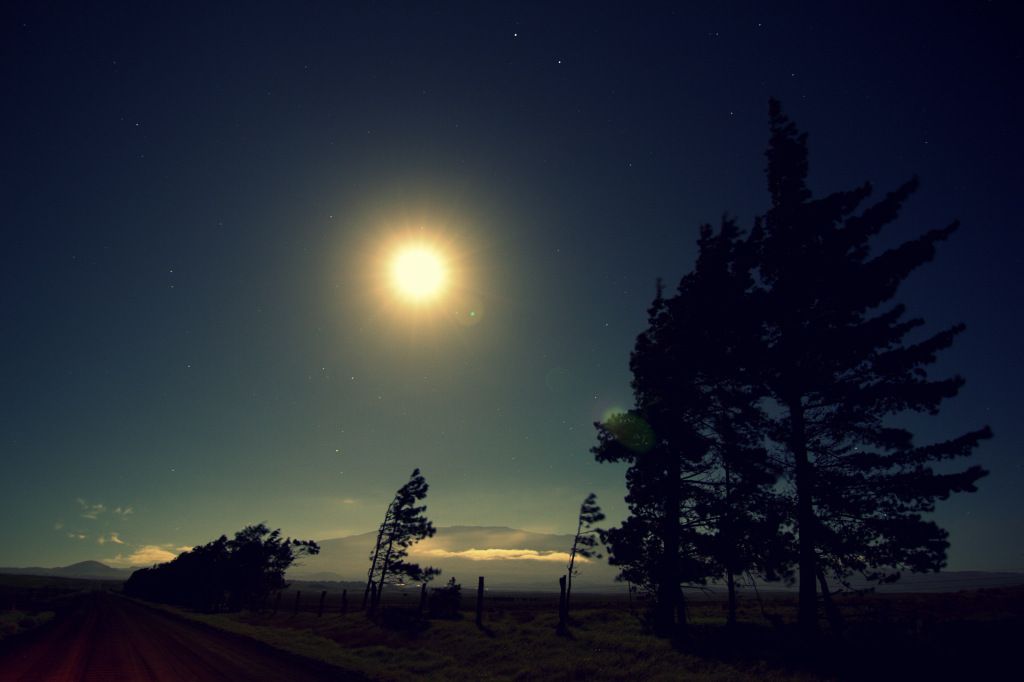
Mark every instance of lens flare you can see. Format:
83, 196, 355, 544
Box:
602, 409, 656, 453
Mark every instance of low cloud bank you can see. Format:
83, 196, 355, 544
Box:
105, 545, 191, 567
416, 547, 585, 563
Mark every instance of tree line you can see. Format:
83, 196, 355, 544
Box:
119, 469, 441, 618
123, 523, 319, 611
591, 99, 991, 640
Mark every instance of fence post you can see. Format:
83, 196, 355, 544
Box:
318, 590, 327, 617
293, 590, 301, 615
419, 583, 428, 616
341, 588, 348, 615
273, 591, 281, 615
558, 575, 568, 631
476, 576, 484, 626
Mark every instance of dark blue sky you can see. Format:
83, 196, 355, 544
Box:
2, 1, 1021, 571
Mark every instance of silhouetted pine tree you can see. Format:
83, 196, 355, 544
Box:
751, 99, 992, 639
594, 219, 783, 634
593, 283, 713, 634
677, 220, 788, 628
369, 468, 439, 609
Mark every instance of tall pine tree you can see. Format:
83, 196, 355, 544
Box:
596, 101, 991, 639
678, 220, 788, 629
594, 219, 782, 634
593, 287, 714, 634
752, 99, 991, 639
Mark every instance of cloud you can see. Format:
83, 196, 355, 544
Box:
97, 532, 125, 546
66, 532, 87, 541
340, 498, 357, 505
416, 548, 583, 563
113, 506, 134, 517
53, 521, 64, 531
104, 545, 185, 568
76, 498, 106, 520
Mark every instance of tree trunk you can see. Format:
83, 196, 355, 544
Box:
726, 569, 737, 628
566, 517, 582, 616
789, 397, 818, 640
374, 515, 399, 609
816, 569, 845, 635
656, 450, 685, 634
724, 457, 737, 629
363, 504, 391, 609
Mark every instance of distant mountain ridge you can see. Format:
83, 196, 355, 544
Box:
0, 560, 133, 580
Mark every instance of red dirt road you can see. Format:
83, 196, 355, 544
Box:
0, 592, 361, 681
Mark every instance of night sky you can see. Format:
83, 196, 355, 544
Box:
2, 2, 1021, 572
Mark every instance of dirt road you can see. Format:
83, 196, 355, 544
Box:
0, 592, 361, 681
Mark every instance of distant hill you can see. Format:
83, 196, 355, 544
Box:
848, 571, 1024, 593
0, 560, 133, 580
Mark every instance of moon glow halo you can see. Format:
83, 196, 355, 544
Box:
390, 244, 448, 302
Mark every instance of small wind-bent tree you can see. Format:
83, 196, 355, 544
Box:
565, 492, 604, 613
370, 468, 439, 609
363, 501, 395, 609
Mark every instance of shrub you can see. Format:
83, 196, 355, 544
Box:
428, 577, 461, 619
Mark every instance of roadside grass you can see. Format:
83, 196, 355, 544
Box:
0, 573, 111, 642
0, 610, 55, 642
150, 597, 818, 681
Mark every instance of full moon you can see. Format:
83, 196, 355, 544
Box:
390, 245, 448, 302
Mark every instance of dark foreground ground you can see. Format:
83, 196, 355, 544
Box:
2, 576, 1022, 680
0, 590, 363, 681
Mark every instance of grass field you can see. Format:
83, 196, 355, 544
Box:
0, 573, 117, 642
0, 609, 54, 642
146, 584, 1024, 680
